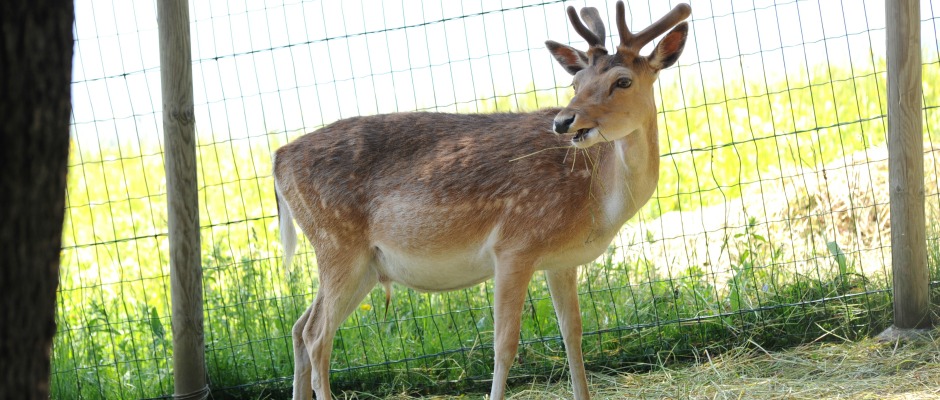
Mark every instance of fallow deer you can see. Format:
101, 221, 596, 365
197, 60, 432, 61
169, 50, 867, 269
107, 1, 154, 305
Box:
274, 2, 690, 398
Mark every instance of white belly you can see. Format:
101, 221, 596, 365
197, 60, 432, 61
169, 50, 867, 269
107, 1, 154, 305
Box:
373, 244, 496, 292
372, 226, 617, 292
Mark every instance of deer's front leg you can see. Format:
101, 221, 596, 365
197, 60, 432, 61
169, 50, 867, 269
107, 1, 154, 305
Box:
489, 258, 536, 400
546, 267, 589, 399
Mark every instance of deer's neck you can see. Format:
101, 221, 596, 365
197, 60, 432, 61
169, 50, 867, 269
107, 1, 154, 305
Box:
592, 122, 660, 232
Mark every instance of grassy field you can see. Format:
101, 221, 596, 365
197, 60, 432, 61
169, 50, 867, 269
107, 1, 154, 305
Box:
51, 59, 940, 399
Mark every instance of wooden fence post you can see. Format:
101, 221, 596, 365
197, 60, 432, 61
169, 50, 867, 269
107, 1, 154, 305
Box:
885, 0, 932, 333
157, 0, 208, 397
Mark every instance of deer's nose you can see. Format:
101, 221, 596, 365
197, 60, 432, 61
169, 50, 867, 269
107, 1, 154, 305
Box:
553, 115, 576, 134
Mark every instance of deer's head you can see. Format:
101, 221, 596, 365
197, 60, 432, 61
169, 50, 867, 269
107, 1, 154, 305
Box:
547, 1, 690, 148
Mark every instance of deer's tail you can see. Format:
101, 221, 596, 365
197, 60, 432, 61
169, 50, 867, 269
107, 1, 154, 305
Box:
274, 160, 297, 278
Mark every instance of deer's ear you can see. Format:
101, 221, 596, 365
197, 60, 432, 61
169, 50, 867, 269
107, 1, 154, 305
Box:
546, 40, 588, 75
647, 22, 688, 71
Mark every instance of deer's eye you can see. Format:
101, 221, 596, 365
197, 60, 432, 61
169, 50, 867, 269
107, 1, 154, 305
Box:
616, 77, 632, 89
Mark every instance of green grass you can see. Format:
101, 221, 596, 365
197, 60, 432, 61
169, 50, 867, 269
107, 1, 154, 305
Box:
52, 58, 940, 399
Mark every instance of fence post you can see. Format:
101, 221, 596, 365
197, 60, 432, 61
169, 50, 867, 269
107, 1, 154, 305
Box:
885, 0, 932, 332
157, 0, 208, 397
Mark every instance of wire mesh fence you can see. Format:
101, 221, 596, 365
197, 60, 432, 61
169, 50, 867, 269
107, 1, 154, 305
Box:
54, 0, 940, 398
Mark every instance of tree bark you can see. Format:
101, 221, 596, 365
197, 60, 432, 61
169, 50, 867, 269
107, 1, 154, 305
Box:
0, 0, 74, 398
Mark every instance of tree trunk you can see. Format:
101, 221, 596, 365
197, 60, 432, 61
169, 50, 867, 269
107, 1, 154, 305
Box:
0, 0, 74, 398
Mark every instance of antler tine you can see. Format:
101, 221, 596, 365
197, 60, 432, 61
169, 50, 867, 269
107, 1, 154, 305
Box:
615, 1, 633, 48
627, 3, 691, 50
566, 6, 603, 48
579, 7, 606, 48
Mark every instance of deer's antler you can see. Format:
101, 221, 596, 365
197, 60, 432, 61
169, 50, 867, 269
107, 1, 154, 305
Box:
616, 1, 691, 50
566, 6, 606, 49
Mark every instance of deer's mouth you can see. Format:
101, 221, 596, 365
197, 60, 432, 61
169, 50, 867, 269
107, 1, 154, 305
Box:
572, 127, 596, 143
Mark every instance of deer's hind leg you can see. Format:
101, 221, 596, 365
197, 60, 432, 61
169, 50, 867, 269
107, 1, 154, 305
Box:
292, 304, 315, 400
292, 246, 377, 400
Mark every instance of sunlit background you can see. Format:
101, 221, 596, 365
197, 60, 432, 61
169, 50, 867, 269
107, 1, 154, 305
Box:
57, 1, 940, 399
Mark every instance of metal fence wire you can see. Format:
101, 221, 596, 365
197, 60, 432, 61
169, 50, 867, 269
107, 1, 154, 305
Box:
55, 0, 940, 398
